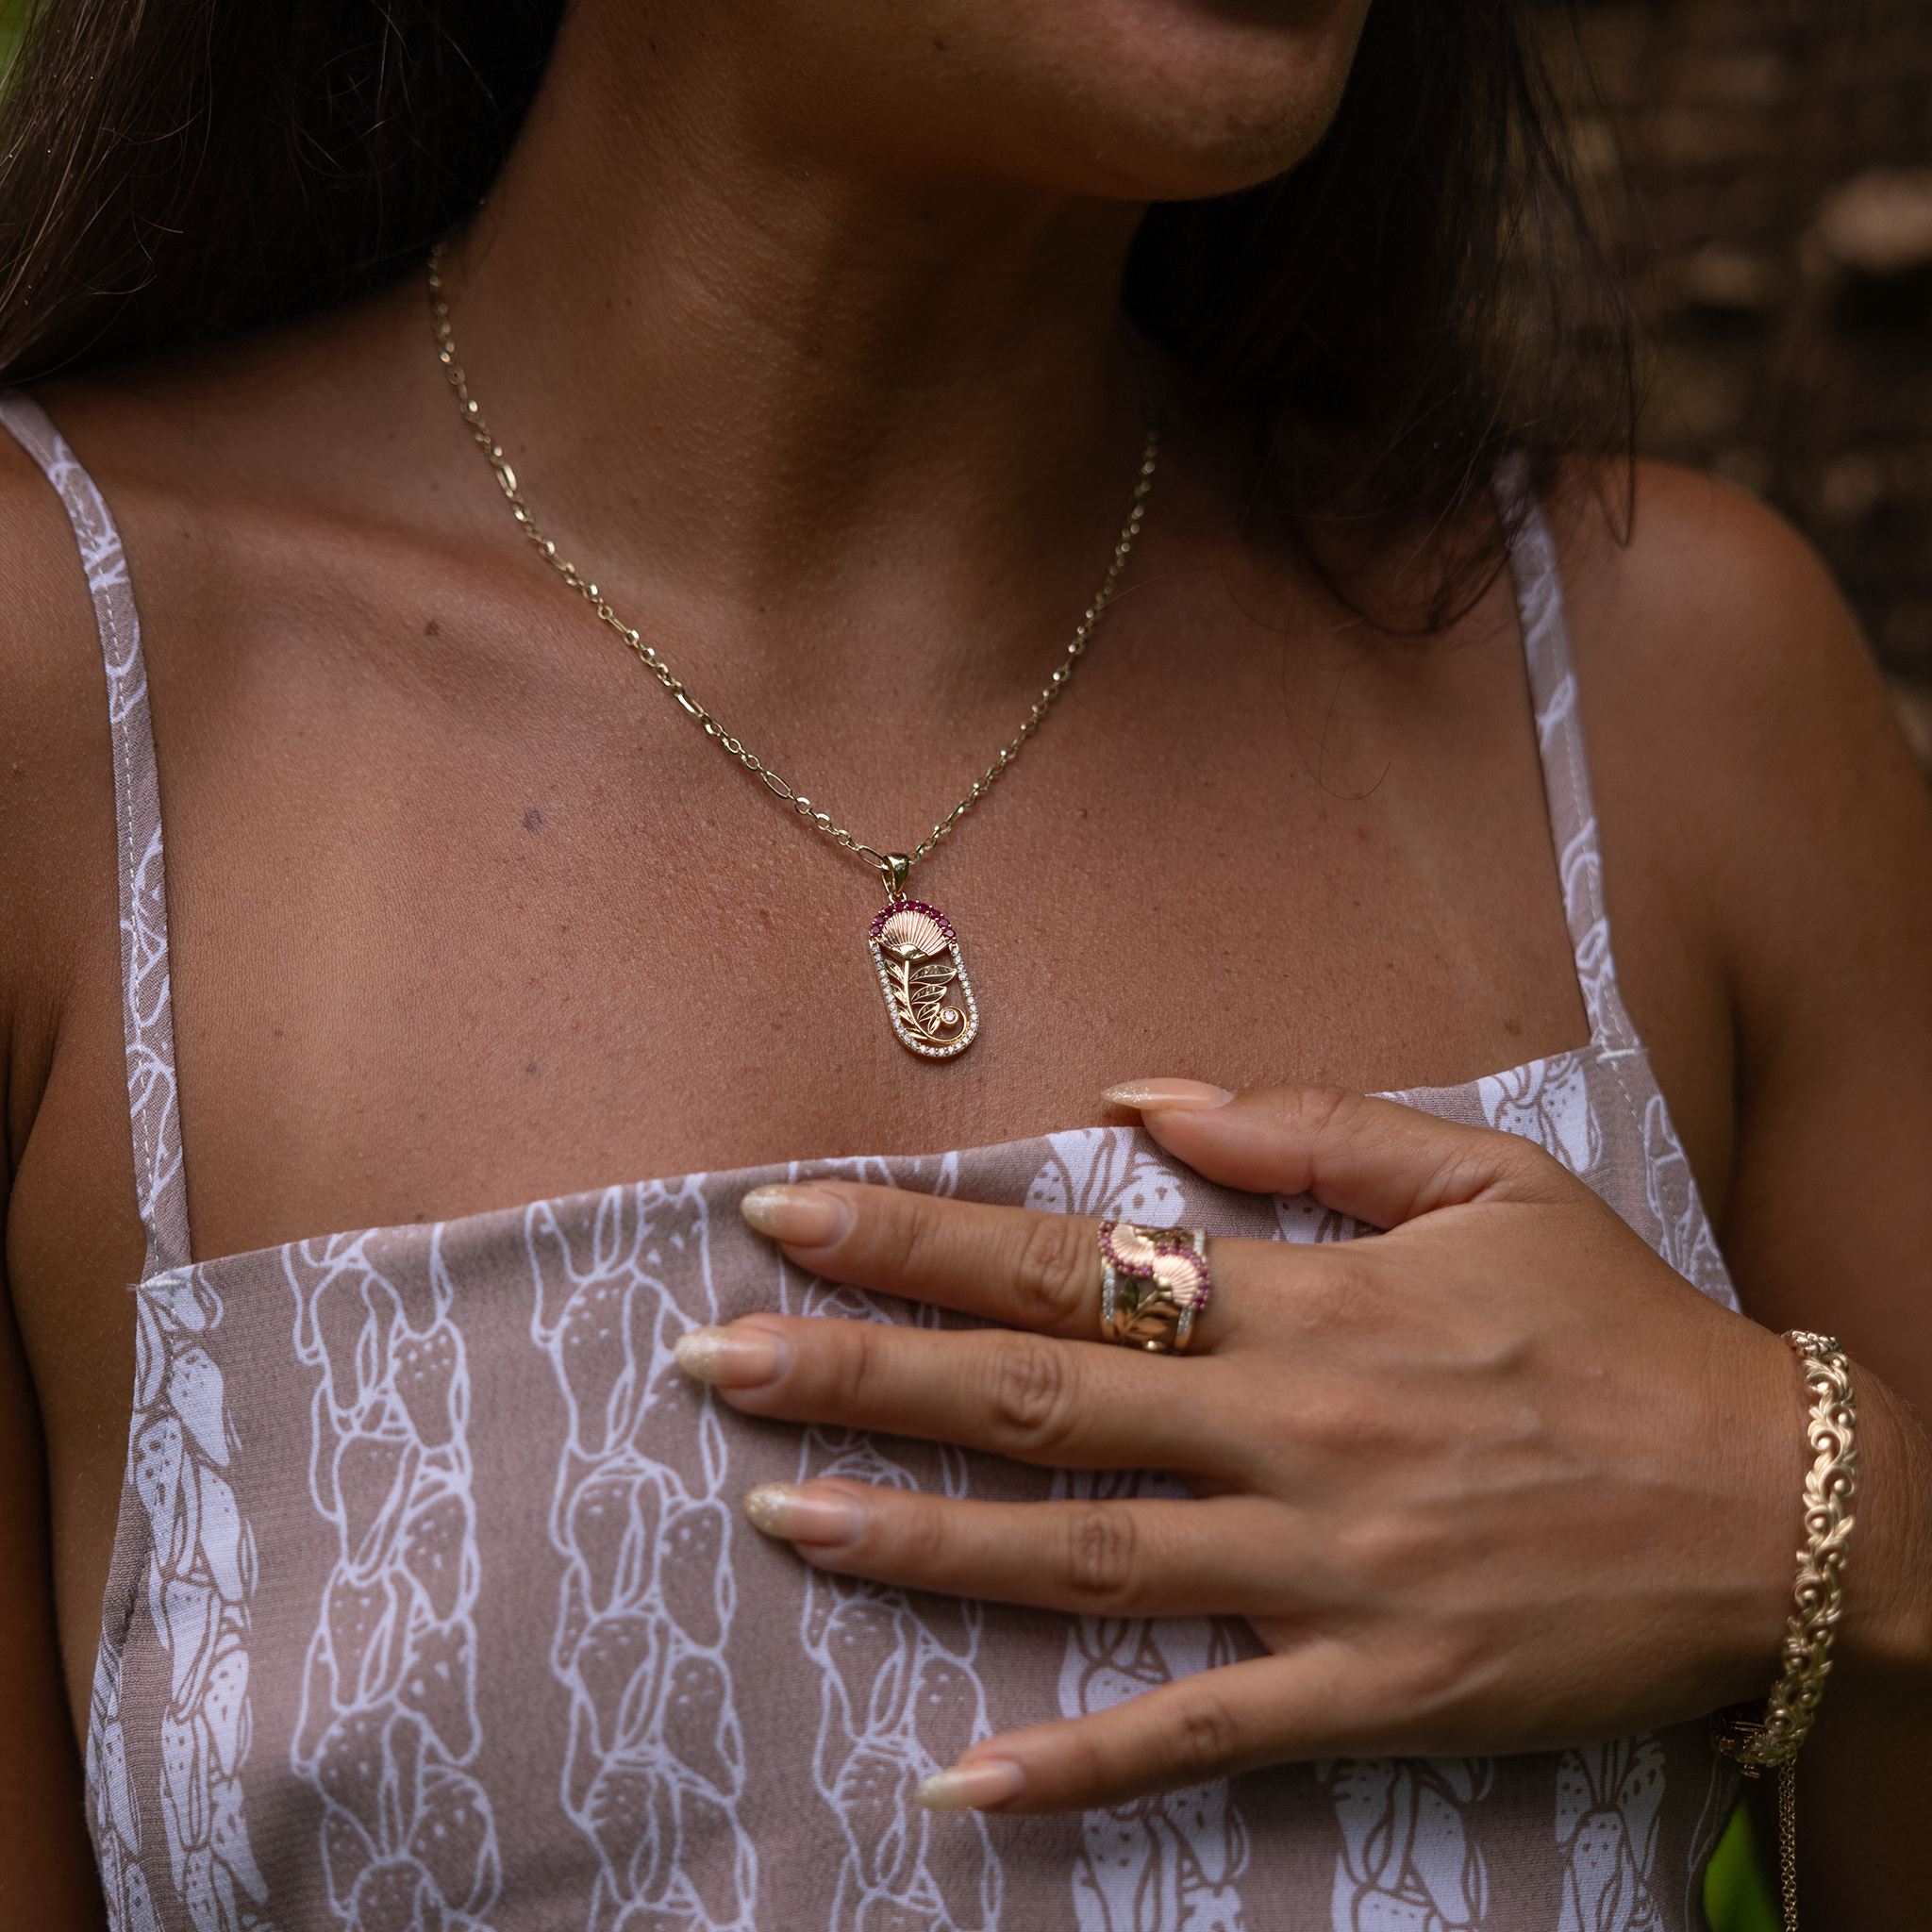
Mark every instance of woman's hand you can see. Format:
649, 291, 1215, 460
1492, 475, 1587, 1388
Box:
674, 1084, 1813, 1815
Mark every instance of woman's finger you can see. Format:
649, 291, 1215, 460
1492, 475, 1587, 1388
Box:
1115, 1082, 1579, 1228
739, 1480, 1324, 1619
675, 1312, 1246, 1473
737, 1179, 1280, 1348
741, 1181, 1108, 1337
916, 1645, 1391, 1815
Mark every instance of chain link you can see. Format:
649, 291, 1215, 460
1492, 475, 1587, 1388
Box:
427, 242, 1158, 885
1711, 1329, 1858, 1932
1776, 1759, 1797, 1932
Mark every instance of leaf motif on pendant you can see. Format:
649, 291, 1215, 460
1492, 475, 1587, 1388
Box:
866, 896, 980, 1059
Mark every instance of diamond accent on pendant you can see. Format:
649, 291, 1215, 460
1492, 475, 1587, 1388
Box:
867, 898, 978, 1058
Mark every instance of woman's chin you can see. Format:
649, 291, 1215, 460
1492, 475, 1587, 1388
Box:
958, 0, 1372, 202
717, 0, 1374, 207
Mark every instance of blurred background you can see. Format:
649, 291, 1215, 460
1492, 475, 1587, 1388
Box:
1555, 0, 1932, 769
1, 1, 1928, 771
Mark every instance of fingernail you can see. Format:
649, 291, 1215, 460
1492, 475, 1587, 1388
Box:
917, 1758, 1027, 1812
743, 1481, 866, 1546
740, 1183, 851, 1247
674, 1324, 789, 1388
1101, 1078, 1234, 1113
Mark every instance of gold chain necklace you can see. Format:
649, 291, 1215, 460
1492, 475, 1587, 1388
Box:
426, 242, 1158, 1059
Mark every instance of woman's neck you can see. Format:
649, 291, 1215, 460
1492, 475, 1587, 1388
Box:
439, 0, 1159, 687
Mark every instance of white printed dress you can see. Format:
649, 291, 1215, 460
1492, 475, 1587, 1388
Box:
4, 390, 1743, 1932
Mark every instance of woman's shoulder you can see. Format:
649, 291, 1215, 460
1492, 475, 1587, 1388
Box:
0, 395, 105, 685
1, 284, 437, 573
1550, 456, 1912, 851
0, 340, 326, 1076
1552, 453, 1930, 1199
1555, 457, 1871, 700
0, 399, 121, 928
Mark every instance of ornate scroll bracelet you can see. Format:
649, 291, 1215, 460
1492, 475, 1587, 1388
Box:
1712, 1330, 1858, 1930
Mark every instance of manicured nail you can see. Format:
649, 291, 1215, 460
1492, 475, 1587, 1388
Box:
917, 1758, 1027, 1812
740, 1183, 851, 1247
673, 1324, 789, 1388
743, 1482, 866, 1546
1101, 1078, 1234, 1113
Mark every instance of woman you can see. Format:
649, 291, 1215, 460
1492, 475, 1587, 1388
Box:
0, 0, 1925, 1926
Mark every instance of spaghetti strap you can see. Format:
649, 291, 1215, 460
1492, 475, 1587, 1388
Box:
1500, 467, 1644, 1058
1, 391, 191, 1276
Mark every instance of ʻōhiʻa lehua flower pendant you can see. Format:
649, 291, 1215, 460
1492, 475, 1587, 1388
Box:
868, 897, 979, 1058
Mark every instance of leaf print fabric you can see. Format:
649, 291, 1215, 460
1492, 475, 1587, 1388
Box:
287, 1235, 500, 1931
112, 1272, 275, 1932
791, 1304, 1002, 1931
1479, 1058, 1603, 1175
90, 1640, 164, 1932
525, 1181, 759, 1931
1320, 1756, 1494, 1931
1555, 1739, 1669, 1932
1641, 1098, 1731, 1304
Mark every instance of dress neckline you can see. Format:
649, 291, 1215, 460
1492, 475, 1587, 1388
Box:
0, 395, 1664, 1287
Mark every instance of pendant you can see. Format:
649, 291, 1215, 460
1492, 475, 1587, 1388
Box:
868, 896, 979, 1058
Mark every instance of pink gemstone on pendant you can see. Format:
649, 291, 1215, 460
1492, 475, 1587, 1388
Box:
868, 892, 975, 1058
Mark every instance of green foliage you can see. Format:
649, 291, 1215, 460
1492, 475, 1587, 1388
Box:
0, 0, 24, 92
1706, 1802, 1781, 1932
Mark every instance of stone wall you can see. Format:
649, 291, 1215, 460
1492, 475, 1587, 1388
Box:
1556, 0, 1932, 763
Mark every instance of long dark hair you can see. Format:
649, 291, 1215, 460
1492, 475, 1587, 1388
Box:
0, 0, 1630, 619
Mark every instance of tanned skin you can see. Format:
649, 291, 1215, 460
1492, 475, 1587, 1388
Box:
2, 1, 1928, 1922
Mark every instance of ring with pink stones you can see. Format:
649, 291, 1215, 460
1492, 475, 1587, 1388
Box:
1097, 1221, 1212, 1354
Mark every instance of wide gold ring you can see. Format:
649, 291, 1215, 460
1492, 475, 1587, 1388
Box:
1098, 1221, 1212, 1354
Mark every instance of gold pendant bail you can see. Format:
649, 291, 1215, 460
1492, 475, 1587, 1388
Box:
880, 852, 912, 899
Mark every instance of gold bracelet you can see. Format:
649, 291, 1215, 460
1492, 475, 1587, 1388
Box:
1713, 1330, 1858, 1930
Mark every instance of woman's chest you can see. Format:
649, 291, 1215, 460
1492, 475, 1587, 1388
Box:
17, 425, 1733, 1264
145, 628, 1601, 1254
